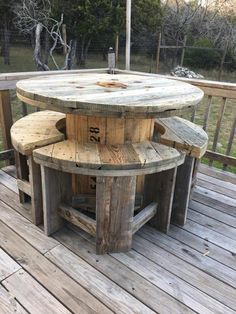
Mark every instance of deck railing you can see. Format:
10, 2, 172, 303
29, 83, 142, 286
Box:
0, 68, 235, 171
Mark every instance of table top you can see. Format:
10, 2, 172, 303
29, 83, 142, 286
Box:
16, 73, 204, 118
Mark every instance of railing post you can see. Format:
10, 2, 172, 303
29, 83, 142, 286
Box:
0, 90, 13, 164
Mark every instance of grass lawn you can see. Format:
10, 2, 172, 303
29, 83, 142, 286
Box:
0, 45, 235, 172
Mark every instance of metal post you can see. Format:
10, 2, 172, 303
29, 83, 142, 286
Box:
126, 0, 131, 70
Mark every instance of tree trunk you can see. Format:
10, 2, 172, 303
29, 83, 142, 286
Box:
34, 23, 50, 71
44, 29, 50, 65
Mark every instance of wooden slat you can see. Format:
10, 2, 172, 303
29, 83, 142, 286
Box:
203, 95, 213, 131
223, 116, 236, 170
0, 90, 13, 153
2, 269, 72, 314
46, 244, 155, 314
0, 149, 14, 161
55, 226, 193, 314
130, 235, 236, 312
140, 225, 236, 289
0, 183, 31, 221
187, 209, 236, 240
168, 224, 236, 271
210, 97, 227, 166
0, 169, 18, 193
58, 204, 96, 236
197, 172, 236, 192
0, 285, 27, 314
0, 199, 58, 254
198, 163, 236, 185
0, 221, 112, 313
206, 151, 236, 167
132, 202, 157, 234
113, 236, 235, 314
197, 178, 236, 199
17, 179, 31, 196
96, 176, 136, 254
0, 248, 21, 281
189, 199, 236, 228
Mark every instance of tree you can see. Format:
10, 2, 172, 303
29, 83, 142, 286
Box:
14, 0, 72, 70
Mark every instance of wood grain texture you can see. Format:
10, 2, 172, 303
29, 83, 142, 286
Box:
0, 248, 21, 281
96, 176, 136, 254
154, 116, 208, 158
11, 110, 65, 155
16, 73, 203, 118
33, 140, 185, 176
0, 221, 110, 314
2, 269, 72, 314
0, 285, 27, 314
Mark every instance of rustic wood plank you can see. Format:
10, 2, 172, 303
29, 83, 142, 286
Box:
182, 219, 236, 253
140, 225, 236, 289
0, 183, 31, 221
187, 209, 236, 240
223, 116, 236, 170
16, 73, 203, 118
0, 285, 27, 314
194, 186, 236, 208
16, 179, 31, 196
46, 244, 155, 314
205, 150, 236, 167
13, 152, 28, 201
198, 163, 236, 185
145, 167, 177, 233
1, 165, 16, 178
0, 90, 13, 153
203, 95, 213, 131
55, 226, 197, 314
41, 166, 72, 236
28, 156, 43, 225
0, 199, 58, 254
197, 172, 236, 192
189, 199, 236, 228
132, 202, 157, 234
130, 234, 236, 311
2, 269, 72, 314
0, 221, 112, 314
10, 110, 65, 155
197, 178, 236, 199
171, 156, 194, 226
0, 249, 21, 281
168, 224, 236, 271
58, 204, 96, 236
96, 176, 136, 254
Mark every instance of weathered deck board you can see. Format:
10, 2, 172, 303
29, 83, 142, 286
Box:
0, 164, 235, 313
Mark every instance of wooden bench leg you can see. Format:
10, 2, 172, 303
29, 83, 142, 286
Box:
14, 151, 29, 203
96, 176, 136, 254
41, 166, 72, 235
28, 156, 43, 225
145, 167, 177, 233
171, 156, 195, 226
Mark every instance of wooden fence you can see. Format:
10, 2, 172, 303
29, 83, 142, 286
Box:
0, 68, 235, 172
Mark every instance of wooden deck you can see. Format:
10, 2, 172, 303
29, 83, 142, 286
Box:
0, 164, 235, 314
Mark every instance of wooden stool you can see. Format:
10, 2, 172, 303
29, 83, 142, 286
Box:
33, 140, 185, 254
10, 110, 65, 225
154, 116, 208, 226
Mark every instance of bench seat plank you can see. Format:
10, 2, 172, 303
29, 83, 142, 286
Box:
155, 116, 208, 158
33, 140, 185, 176
11, 110, 65, 155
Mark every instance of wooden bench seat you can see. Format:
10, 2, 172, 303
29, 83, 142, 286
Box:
10, 110, 65, 225
33, 140, 185, 176
154, 116, 208, 226
33, 140, 185, 254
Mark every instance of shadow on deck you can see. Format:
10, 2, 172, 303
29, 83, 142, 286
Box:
0, 163, 235, 314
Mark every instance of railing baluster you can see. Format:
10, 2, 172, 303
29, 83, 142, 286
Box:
203, 95, 212, 131
223, 116, 236, 170
0, 90, 13, 161
209, 97, 227, 167
21, 102, 28, 117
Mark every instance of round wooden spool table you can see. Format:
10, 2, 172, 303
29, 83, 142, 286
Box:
16, 72, 204, 253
